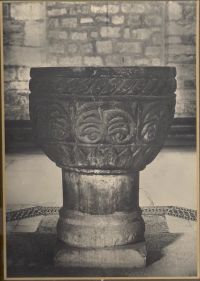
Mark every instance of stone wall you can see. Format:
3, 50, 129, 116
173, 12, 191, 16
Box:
3, 1, 196, 120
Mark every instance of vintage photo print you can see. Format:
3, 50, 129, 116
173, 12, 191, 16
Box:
1, 0, 199, 279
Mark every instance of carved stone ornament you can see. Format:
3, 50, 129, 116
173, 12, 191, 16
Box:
29, 67, 176, 269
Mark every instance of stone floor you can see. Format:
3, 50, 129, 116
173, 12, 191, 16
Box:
6, 211, 197, 278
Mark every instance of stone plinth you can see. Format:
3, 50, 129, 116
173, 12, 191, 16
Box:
55, 241, 147, 268
29, 67, 176, 268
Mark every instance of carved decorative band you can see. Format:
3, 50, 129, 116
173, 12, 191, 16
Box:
30, 77, 176, 97
61, 167, 134, 175
30, 93, 176, 101
30, 97, 175, 171
42, 143, 165, 171
30, 66, 176, 79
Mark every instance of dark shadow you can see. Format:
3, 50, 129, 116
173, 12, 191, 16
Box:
145, 232, 182, 265
6, 231, 182, 278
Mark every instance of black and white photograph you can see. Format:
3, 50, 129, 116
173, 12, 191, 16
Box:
1, 0, 199, 279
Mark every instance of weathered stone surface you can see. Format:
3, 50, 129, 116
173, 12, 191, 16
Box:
29, 67, 176, 171
151, 32, 162, 45
166, 22, 195, 35
80, 17, 93, 24
183, 4, 195, 21
36, 212, 171, 236
24, 21, 45, 47
47, 8, 66, 17
67, 43, 78, 54
121, 3, 145, 14
105, 55, 123, 65
145, 46, 161, 56
61, 18, 77, 28
4, 32, 24, 46
95, 15, 110, 23
17, 67, 30, 81
37, 215, 58, 234
10, 3, 45, 20
115, 42, 142, 54
168, 1, 182, 20
100, 27, 121, 38
150, 58, 161, 66
83, 56, 103, 66
5, 81, 28, 91
3, 20, 24, 33
175, 96, 196, 117
91, 4, 107, 14
48, 18, 59, 28
58, 56, 82, 66
5, 104, 29, 120
3, 3, 10, 18
96, 40, 112, 54
112, 15, 124, 25
57, 209, 144, 247
4, 66, 16, 81
55, 241, 146, 268
54, 169, 145, 250
69, 4, 90, 15
175, 64, 195, 78
121, 56, 151, 67
181, 34, 195, 45
4, 46, 46, 66
127, 14, 141, 26
82, 43, 93, 54
62, 172, 140, 214
107, 4, 120, 14
143, 15, 162, 26
48, 30, 59, 39
71, 32, 87, 41
58, 31, 68, 40
168, 54, 195, 64
90, 31, 98, 38
131, 28, 156, 40
184, 80, 195, 89
167, 36, 182, 44
168, 44, 195, 55
49, 43, 65, 54
29, 67, 176, 268
123, 28, 131, 39
91, 4, 119, 14
5, 90, 28, 106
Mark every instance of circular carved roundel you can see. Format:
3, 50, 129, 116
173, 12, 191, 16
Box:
75, 108, 136, 144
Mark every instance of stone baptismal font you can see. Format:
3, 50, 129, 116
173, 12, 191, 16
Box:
29, 67, 176, 268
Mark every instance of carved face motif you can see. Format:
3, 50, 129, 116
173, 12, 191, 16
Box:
75, 108, 136, 144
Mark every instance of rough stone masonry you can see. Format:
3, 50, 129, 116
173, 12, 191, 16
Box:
3, 1, 196, 120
